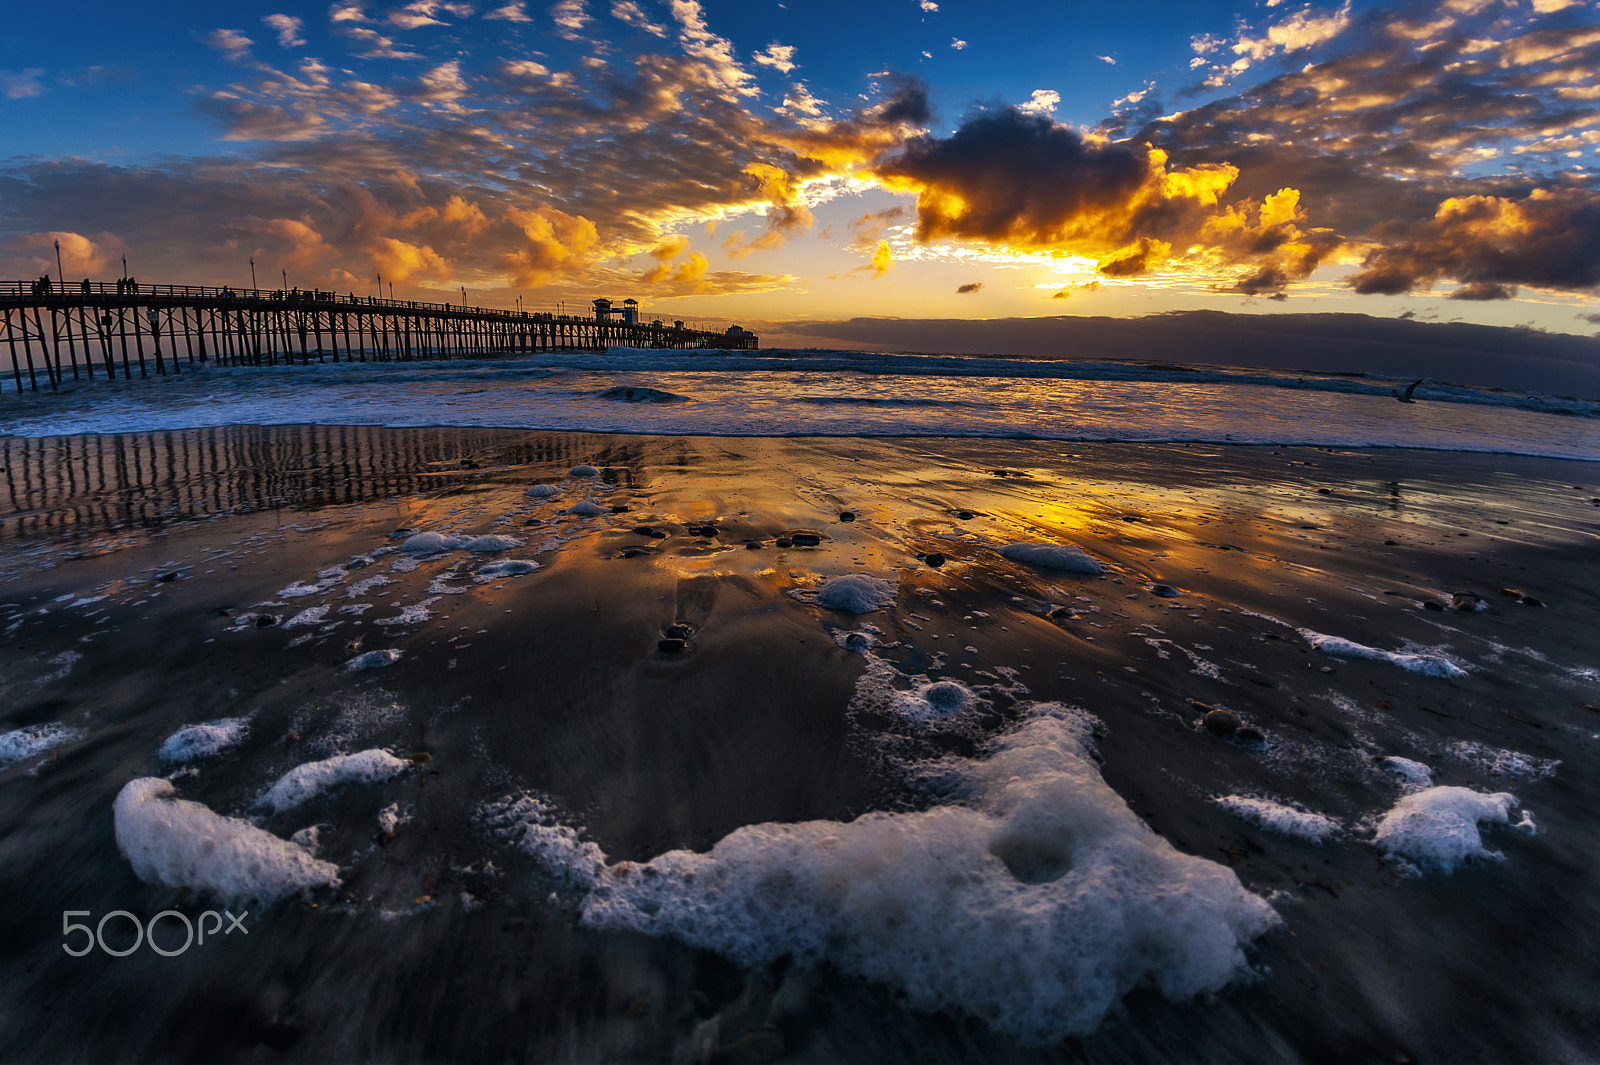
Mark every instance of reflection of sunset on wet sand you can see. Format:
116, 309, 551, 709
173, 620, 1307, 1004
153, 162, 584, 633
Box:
3, 427, 1597, 1059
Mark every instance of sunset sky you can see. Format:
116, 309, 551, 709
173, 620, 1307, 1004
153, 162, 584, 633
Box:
2, 0, 1598, 345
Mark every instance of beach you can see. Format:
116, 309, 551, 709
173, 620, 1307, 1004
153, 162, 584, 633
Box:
2, 424, 1597, 1061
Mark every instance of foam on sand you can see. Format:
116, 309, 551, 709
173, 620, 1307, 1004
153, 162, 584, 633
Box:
476, 559, 541, 581
570, 464, 599, 477
402, 531, 456, 555
1299, 629, 1467, 678
459, 534, 523, 552
502, 704, 1280, 1043
114, 778, 340, 903
525, 483, 561, 498
257, 749, 409, 814
1214, 795, 1340, 842
1374, 786, 1528, 873
284, 605, 331, 629
851, 655, 981, 724
158, 717, 250, 763
562, 500, 608, 517
1380, 756, 1434, 789
814, 574, 898, 613
999, 542, 1103, 574
345, 649, 403, 671
0, 723, 85, 768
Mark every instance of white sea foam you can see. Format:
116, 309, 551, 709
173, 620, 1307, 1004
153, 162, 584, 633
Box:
525, 483, 561, 498
1214, 796, 1340, 842
376, 597, 440, 626
257, 748, 409, 814
1380, 756, 1434, 789
1299, 629, 1467, 678
570, 464, 599, 477
1373, 786, 1523, 873
402, 532, 455, 555
1447, 740, 1560, 780
459, 534, 523, 552
0, 723, 84, 768
999, 542, 1103, 574
562, 500, 608, 517
114, 778, 340, 903
500, 704, 1279, 1043
814, 574, 898, 613
482, 793, 607, 889
345, 648, 403, 671
476, 559, 541, 581
347, 574, 398, 598
158, 717, 250, 762
284, 605, 331, 629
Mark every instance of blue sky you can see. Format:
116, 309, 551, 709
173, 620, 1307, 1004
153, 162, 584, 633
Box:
2, 0, 1597, 340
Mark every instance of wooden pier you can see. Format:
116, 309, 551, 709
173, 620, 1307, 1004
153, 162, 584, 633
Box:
0, 281, 758, 394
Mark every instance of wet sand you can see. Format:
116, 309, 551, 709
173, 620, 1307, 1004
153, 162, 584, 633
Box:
1, 427, 1597, 1063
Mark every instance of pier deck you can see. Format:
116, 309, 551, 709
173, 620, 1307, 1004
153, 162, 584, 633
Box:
0, 281, 757, 393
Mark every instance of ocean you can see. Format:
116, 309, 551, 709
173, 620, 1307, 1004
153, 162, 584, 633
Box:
0, 345, 1595, 456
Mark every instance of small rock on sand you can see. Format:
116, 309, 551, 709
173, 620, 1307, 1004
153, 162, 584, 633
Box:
1150, 584, 1181, 598
790, 532, 822, 547
838, 511, 856, 522
657, 638, 686, 653
924, 552, 946, 568
1204, 709, 1242, 736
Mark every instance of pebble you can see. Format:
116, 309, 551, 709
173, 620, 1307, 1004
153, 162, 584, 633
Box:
1203, 709, 1241, 736
1317, 488, 1332, 495
1122, 515, 1142, 523
631, 526, 657, 537
657, 638, 686, 653
1451, 592, 1482, 612
775, 538, 793, 548
1521, 595, 1545, 607
924, 552, 946, 568
838, 511, 856, 522
1235, 726, 1266, 745
255, 614, 279, 627
1422, 599, 1445, 611
1499, 587, 1523, 597
1150, 584, 1181, 598
665, 624, 692, 639
955, 510, 975, 520
790, 532, 822, 547
745, 541, 762, 550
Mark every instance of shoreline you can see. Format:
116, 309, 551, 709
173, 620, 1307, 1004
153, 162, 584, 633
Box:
1, 427, 1596, 1061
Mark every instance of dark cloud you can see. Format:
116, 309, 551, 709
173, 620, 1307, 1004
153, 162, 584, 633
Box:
955, 282, 982, 293
876, 109, 1152, 248
1350, 187, 1600, 297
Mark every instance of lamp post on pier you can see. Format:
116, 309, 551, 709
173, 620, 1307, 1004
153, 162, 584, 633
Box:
281, 268, 288, 291
121, 254, 127, 281
250, 257, 257, 291
53, 239, 65, 290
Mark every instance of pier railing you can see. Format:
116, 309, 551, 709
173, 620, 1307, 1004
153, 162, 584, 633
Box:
0, 281, 757, 394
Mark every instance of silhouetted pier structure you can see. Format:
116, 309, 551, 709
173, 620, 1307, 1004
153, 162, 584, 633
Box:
0, 281, 758, 394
